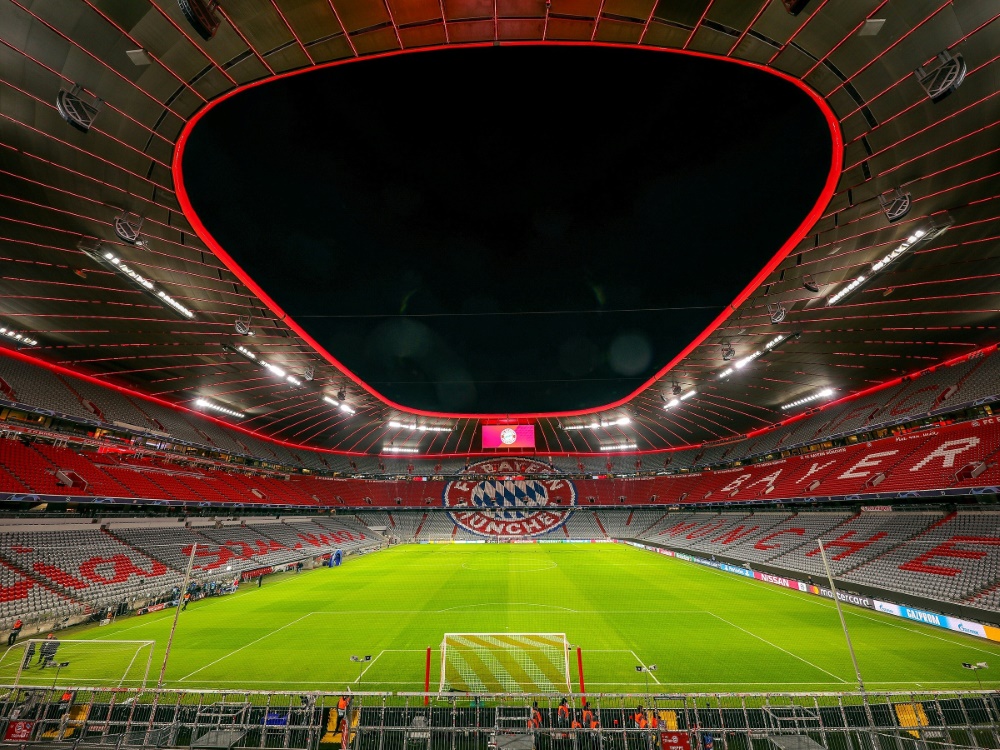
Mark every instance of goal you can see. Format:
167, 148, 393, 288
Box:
440, 633, 571, 694
0, 639, 155, 689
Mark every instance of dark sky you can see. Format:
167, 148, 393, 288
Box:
184, 46, 830, 414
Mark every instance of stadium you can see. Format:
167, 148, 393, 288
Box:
0, 0, 999, 749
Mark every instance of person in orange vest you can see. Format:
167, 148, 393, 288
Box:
337, 695, 348, 726
648, 711, 659, 729
633, 707, 648, 729
8, 618, 23, 646
557, 698, 570, 726
582, 702, 593, 726
527, 702, 543, 729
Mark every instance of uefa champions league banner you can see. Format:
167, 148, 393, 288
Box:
621, 540, 999, 643
872, 600, 989, 638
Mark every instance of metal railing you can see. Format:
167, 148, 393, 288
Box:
1, 689, 998, 750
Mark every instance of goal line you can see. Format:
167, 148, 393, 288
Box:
440, 633, 570, 694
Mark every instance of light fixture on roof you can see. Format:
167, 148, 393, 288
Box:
323, 395, 340, 406
388, 421, 453, 432
235, 315, 254, 336
663, 398, 679, 409
878, 188, 912, 223
826, 214, 954, 307
178, 0, 221, 40
339, 403, 356, 415
600, 443, 638, 452
780, 388, 835, 411
302, 365, 315, 382
262, 361, 286, 378
680, 390, 696, 401
382, 446, 419, 454
156, 289, 196, 319
720, 335, 785, 378
562, 415, 629, 431
80, 241, 196, 319
113, 210, 143, 245
286, 375, 301, 386
767, 302, 787, 324
0, 327, 39, 348
337, 388, 347, 402
720, 341, 735, 361
235, 345, 257, 361
671, 382, 682, 397
802, 274, 820, 293
194, 398, 245, 419
915, 50, 967, 103
56, 84, 101, 133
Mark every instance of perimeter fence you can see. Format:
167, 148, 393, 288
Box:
0, 689, 997, 750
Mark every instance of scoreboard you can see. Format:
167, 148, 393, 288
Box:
482, 424, 535, 449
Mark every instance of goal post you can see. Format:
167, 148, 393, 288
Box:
0, 639, 155, 690
440, 633, 571, 694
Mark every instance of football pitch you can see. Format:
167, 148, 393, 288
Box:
3, 543, 999, 693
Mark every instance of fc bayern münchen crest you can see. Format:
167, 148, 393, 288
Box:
443, 458, 576, 538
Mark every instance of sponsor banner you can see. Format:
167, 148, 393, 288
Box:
880, 603, 989, 638
753, 571, 800, 590
985, 625, 1000, 643
861, 505, 893, 512
660, 732, 691, 750
720, 563, 754, 578
4, 721, 34, 741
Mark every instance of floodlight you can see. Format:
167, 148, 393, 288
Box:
878, 188, 912, 223
768, 302, 787, 324
235, 315, 254, 336
56, 84, 100, 133
178, 0, 221, 40
915, 50, 967, 103
113, 210, 143, 244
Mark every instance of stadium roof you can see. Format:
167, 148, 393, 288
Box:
0, 0, 997, 456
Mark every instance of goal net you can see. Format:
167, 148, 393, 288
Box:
440, 633, 570, 694
0, 639, 155, 689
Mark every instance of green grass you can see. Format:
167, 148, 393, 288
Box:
3, 543, 999, 693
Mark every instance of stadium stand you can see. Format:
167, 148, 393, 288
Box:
0, 525, 182, 615
6, 349, 1000, 483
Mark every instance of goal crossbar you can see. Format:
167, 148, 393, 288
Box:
440, 633, 570, 694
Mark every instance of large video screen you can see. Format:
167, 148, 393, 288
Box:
482, 424, 535, 449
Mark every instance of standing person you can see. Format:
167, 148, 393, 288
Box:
582, 702, 593, 727
558, 698, 570, 727
182, 592, 190, 611
337, 695, 348, 727
8, 618, 23, 646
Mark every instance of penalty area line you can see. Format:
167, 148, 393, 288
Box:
706, 612, 849, 684
630, 651, 660, 684
178, 613, 314, 682
355, 651, 384, 683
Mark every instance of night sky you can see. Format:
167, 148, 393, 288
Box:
184, 45, 830, 414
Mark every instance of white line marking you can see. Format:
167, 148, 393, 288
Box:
630, 651, 661, 684
355, 651, 383, 683
706, 612, 849, 684
662, 552, 1000, 657
178, 613, 314, 682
